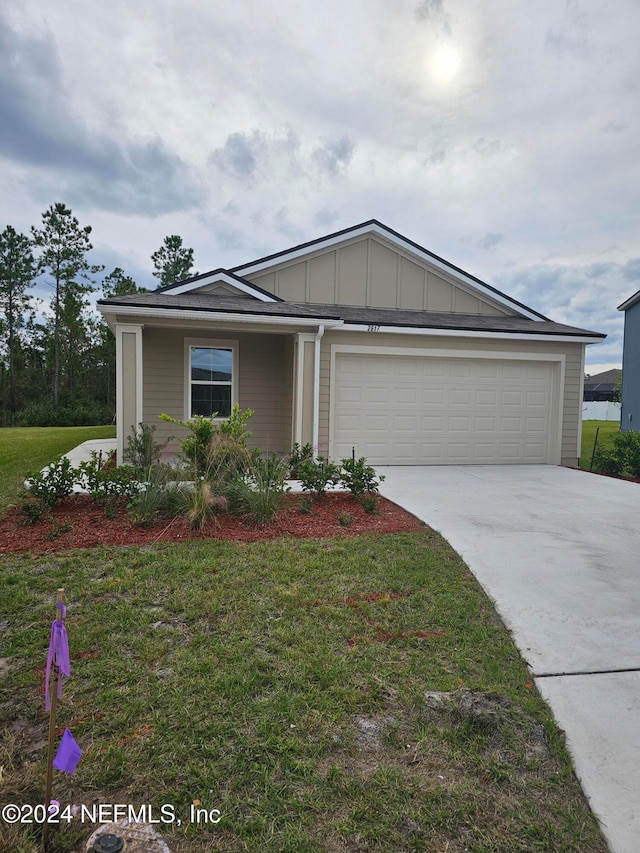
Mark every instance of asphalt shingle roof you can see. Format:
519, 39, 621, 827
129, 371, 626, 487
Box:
98, 291, 605, 338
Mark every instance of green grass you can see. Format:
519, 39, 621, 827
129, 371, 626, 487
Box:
0, 426, 115, 512
580, 420, 620, 469
0, 535, 607, 852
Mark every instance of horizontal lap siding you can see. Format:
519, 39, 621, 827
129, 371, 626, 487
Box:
142, 328, 292, 457
318, 332, 584, 466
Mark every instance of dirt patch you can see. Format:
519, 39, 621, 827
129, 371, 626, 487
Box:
0, 493, 425, 554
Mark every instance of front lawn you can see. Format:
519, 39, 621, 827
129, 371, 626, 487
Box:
0, 426, 115, 513
0, 536, 607, 852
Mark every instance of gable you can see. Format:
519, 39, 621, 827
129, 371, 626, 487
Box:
160, 269, 280, 302
240, 234, 515, 316
194, 282, 255, 298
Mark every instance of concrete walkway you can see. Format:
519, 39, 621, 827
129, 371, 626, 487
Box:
378, 465, 640, 853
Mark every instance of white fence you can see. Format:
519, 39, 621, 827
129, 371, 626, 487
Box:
582, 401, 621, 421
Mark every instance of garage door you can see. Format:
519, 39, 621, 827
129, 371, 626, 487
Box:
332, 353, 555, 465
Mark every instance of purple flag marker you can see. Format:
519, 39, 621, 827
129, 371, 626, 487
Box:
53, 728, 82, 773
45, 602, 71, 711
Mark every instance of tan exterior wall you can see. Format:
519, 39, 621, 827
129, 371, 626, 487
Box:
141, 327, 293, 456
244, 235, 513, 316
318, 330, 585, 467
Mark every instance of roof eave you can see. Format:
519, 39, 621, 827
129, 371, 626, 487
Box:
97, 303, 343, 328
618, 289, 640, 311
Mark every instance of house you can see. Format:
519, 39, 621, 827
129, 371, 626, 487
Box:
618, 289, 640, 431
583, 369, 621, 402
98, 220, 605, 467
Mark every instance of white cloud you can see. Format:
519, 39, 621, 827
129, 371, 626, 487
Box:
1, 0, 639, 369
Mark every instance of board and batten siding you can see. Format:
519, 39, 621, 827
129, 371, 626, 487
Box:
318, 331, 585, 466
244, 235, 513, 316
141, 327, 293, 455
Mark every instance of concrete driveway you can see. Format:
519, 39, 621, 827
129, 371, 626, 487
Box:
378, 465, 640, 853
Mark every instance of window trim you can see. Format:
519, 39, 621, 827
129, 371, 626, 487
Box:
184, 337, 238, 420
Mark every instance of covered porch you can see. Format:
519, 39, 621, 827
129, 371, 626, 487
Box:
114, 319, 333, 463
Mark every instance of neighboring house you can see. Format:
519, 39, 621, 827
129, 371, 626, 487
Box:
618, 289, 640, 431
98, 220, 605, 467
583, 369, 621, 402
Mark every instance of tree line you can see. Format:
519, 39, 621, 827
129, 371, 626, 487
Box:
0, 203, 195, 426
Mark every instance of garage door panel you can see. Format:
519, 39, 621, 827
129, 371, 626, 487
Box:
333, 354, 554, 465
449, 416, 471, 431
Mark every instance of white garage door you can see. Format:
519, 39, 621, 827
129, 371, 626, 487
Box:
332, 353, 556, 465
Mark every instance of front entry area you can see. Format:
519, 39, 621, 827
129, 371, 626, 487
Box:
331, 351, 559, 465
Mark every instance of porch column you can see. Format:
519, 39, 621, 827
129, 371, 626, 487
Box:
115, 324, 143, 464
293, 332, 317, 449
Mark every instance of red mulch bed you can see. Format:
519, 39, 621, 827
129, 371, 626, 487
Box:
0, 493, 425, 555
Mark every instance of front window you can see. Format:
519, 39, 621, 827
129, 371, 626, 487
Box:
189, 346, 233, 417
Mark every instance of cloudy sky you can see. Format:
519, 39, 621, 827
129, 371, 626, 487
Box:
1, 0, 638, 373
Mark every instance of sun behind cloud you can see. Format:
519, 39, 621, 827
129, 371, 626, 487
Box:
429, 42, 462, 84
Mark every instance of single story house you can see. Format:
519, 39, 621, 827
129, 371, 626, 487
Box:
618, 289, 640, 431
583, 369, 621, 402
98, 220, 605, 467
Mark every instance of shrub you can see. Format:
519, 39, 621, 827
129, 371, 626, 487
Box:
26, 456, 76, 506
592, 429, 640, 478
78, 453, 143, 501
339, 456, 385, 496
207, 433, 256, 492
160, 404, 254, 478
226, 453, 289, 525
124, 423, 169, 477
614, 429, 640, 478
289, 442, 314, 477
297, 457, 340, 497
20, 497, 50, 525
357, 493, 379, 514
159, 413, 217, 476
17, 401, 114, 426
592, 447, 623, 476
186, 479, 227, 531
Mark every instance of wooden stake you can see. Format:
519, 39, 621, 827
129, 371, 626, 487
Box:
43, 588, 64, 851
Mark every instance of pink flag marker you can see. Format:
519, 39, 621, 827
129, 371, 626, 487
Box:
53, 728, 82, 774
45, 602, 70, 711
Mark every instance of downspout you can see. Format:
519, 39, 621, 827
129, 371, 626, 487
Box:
312, 325, 325, 456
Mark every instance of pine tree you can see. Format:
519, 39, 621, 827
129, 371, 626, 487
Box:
151, 235, 195, 287
0, 225, 36, 414
31, 203, 103, 409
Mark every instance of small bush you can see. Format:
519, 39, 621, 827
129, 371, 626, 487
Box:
592, 429, 640, 478
592, 447, 623, 476
298, 495, 314, 515
289, 442, 314, 477
339, 456, 385, 496
20, 497, 50, 525
124, 423, 169, 476
186, 479, 226, 531
337, 511, 353, 526
297, 457, 340, 497
26, 456, 76, 506
226, 454, 289, 525
614, 429, 640, 477
78, 454, 143, 501
160, 404, 254, 478
207, 433, 256, 491
357, 493, 379, 514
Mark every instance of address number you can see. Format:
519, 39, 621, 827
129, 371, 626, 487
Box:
367, 324, 381, 332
